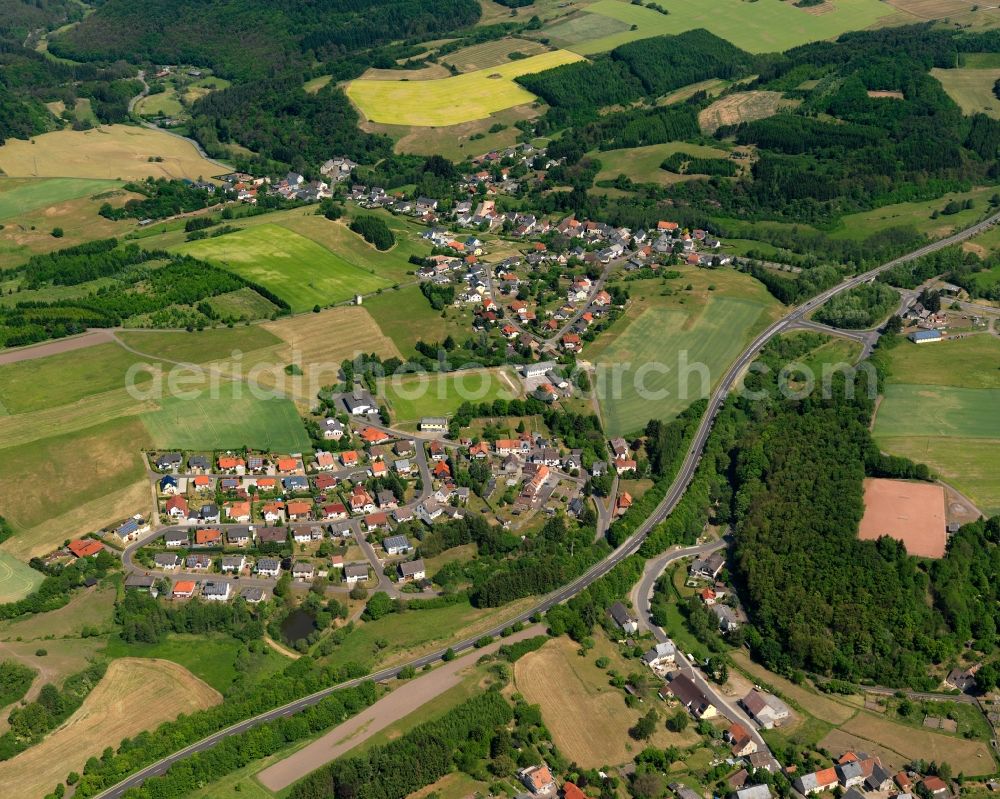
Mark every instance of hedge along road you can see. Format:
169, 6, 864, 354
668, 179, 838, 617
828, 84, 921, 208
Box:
92, 209, 1000, 799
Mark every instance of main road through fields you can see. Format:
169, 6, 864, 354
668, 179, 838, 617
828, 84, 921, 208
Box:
92, 210, 1000, 799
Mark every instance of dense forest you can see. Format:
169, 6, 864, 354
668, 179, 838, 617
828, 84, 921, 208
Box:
49, 0, 482, 79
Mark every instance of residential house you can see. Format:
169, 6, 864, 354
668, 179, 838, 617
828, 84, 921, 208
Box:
690, 552, 725, 581
186, 554, 212, 571
322, 418, 346, 440
227, 526, 252, 547
521, 765, 557, 796
615, 491, 633, 516
393, 506, 415, 524
68, 539, 104, 558
292, 562, 315, 581
221, 555, 246, 573
155, 452, 182, 471
793, 768, 840, 795
344, 562, 369, 585
417, 499, 443, 525
286, 500, 313, 521
202, 581, 231, 601
224, 501, 251, 523
727, 723, 758, 757
256, 557, 281, 578
324, 503, 348, 521
315, 451, 337, 471
165, 495, 189, 520
364, 512, 389, 530
922, 778, 950, 798
399, 558, 426, 581
383, 534, 411, 555
200, 503, 220, 523
155, 553, 181, 571
194, 527, 222, 547
172, 580, 196, 599
164, 529, 189, 547
732, 786, 771, 799
712, 604, 740, 633
665, 673, 717, 719
159, 475, 180, 495
420, 417, 449, 432
241, 587, 266, 603
641, 640, 676, 669
609, 602, 639, 634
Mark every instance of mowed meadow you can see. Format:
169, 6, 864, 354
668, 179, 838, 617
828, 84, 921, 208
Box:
586, 267, 781, 436
873, 335, 1000, 515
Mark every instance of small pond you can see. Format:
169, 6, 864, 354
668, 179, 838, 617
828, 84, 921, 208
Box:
281, 609, 317, 644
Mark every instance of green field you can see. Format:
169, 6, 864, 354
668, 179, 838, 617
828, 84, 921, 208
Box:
176, 224, 393, 312
591, 294, 769, 436
141, 385, 311, 452
874, 384, 1000, 438
346, 50, 584, 126
117, 326, 281, 364
595, 141, 732, 186
873, 335, 1000, 515
0, 552, 44, 603
136, 87, 183, 117
569, 0, 899, 55
542, 11, 632, 48
962, 52, 1000, 69
931, 67, 1000, 119
365, 284, 473, 356
0, 177, 120, 221
380, 368, 519, 423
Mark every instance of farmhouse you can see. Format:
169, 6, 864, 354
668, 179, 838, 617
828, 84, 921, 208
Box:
68, 539, 104, 558
740, 689, 791, 729
794, 768, 840, 795
419, 417, 449, 432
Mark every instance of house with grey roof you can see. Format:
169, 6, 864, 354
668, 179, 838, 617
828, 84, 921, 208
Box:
344, 562, 369, 584
399, 558, 426, 581
382, 534, 411, 555
202, 581, 231, 601
154, 553, 180, 570
608, 602, 638, 634
732, 785, 771, 799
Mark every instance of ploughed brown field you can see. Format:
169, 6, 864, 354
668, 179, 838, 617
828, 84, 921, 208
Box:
858, 478, 947, 558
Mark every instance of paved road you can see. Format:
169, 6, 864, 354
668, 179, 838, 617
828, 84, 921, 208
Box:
93, 209, 1000, 798
630, 540, 769, 751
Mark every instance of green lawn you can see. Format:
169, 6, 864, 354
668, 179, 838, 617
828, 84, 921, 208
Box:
0, 343, 153, 413
590, 293, 770, 436
364, 284, 473, 356
931, 67, 1000, 119
380, 368, 519, 423
141, 384, 311, 452
103, 633, 250, 694
176, 224, 393, 312
0, 177, 119, 221
569, 0, 899, 55
0, 552, 44, 603
594, 142, 731, 186
117, 326, 281, 364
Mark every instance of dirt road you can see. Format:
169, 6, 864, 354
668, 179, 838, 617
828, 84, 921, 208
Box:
257, 624, 545, 791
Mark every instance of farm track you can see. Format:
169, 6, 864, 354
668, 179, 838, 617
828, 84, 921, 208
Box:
89, 209, 1000, 799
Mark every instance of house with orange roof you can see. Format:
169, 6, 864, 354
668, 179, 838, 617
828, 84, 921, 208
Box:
192, 475, 212, 492
433, 460, 451, 479
224, 501, 251, 523
350, 485, 375, 513
68, 539, 104, 558
657, 220, 679, 231
469, 441, 490, 459
315, 451, 336, 471
262, 502, 284, 523
218, 455, 245, 472
592, 290, 612, 307
520, 765, 556, 796
615, 491, 633, 516
370, 460, 388, 478
276, 456, 299, 473
341, 450, 359, 467
562, 333, 581, 352
727, 722, 757, 757
172, 580, 196, 599
361, 427, 390, 445
794, 767, 840, 795
286, 500, 313, 520
165, 495, 189, 519
195, 528, 222, 547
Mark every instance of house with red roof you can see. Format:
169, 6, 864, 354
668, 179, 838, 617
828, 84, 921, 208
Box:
68, 539, 104, 558
165, 495, 189, 519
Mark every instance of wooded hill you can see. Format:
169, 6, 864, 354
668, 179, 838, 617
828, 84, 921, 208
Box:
49, 0, 482, 80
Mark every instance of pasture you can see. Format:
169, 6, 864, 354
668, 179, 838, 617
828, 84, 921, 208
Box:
589, 285, 774, 436
931, 67, 1000, 118
0, 125, 226, 181
0, 178, 119, 222
858, 478, 947, 559
514, 636, 698, 766
541, 11, 632, 49
699, 91, 797, 134
595, 141, 732, 187
880, 335, 1000, 390
176, 224, 393, 311
141, 385, 311, 452
0, 553, 44, 603
567, 0, 899, 56
346, 50, 584, 126
365, 284, 474, 356
117, 326, 281, 365
380, 367, 520, 423
0, 658, 220, 799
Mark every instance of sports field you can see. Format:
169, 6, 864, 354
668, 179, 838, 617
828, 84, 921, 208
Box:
873, 335, 1000, 515
568, 0, 899, 55
141, 387, 311, 452
380, 367, 520, 423
0, 658, 220, 799
0, 178, 119, 221
859, 478, 947, 559
0, 125, 226, 181
0, 553, 44, 603
346, 50, 585, 126
177, 224, 393, 311
590, 293, 771, 436
932, 67, 1000, 118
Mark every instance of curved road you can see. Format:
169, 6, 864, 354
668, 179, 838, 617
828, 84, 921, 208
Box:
92, 210, 1000, 798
